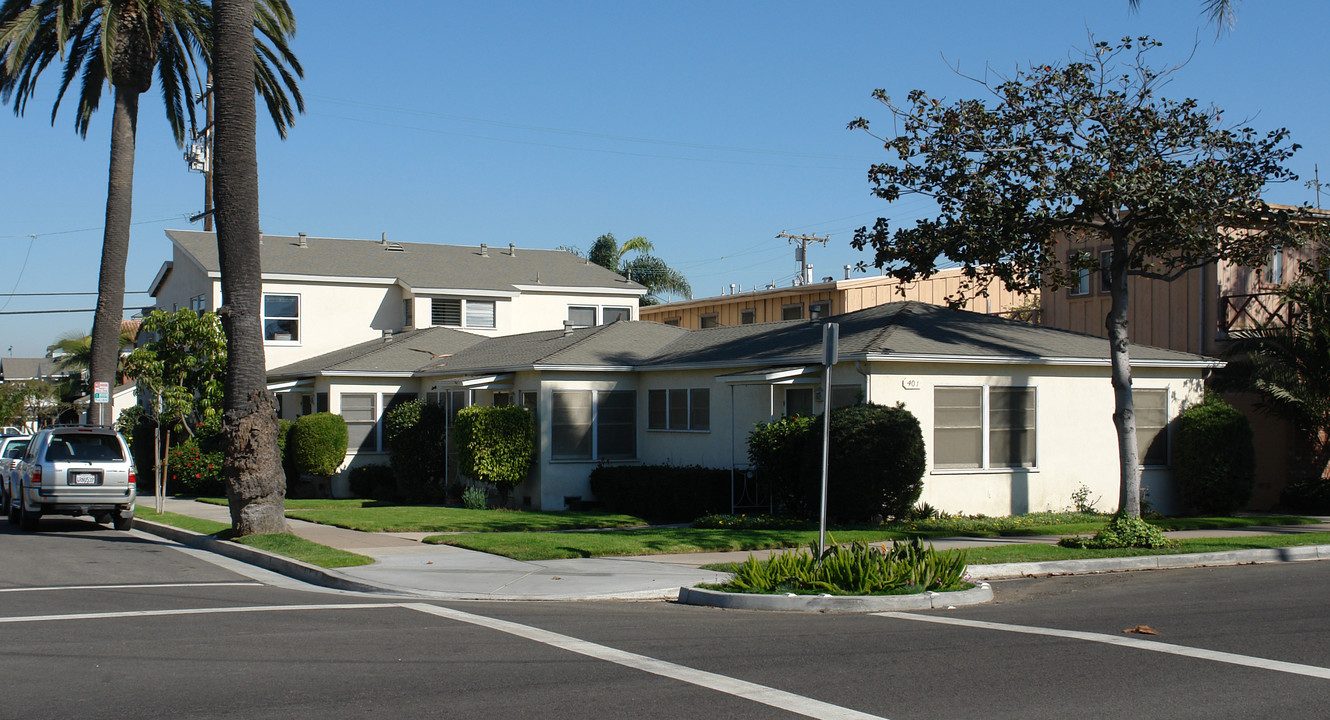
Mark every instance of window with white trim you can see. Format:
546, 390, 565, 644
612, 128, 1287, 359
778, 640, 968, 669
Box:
263, 294, 299, 342
602, 306, 631, 324
432, 298, 494, 328
699, 314, 719, 328
934, 386, 1036, 469
1068, 252, 1091, 297
648, 388, 710, 431
568, 306, 596, 328
342, 393, 377, 453
190, 294, 207, 312
551, 390, 636, 460
1135, 389, 1169, 466
740, 308, 756, 325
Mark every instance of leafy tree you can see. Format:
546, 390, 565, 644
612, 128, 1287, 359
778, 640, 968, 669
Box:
453, 405, 534, 507
213, 0, 294, 534
1225, 239, 1330, 484
0, 0, 303, 430
122, 308, 226, 511
587, 232, 692, 305
848, 36, 1304, 517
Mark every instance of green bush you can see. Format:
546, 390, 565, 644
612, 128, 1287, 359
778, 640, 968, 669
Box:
348, 463, 397, 501
1058, 513, 1174, 549
384, 399, 450, 503
462, 485, 488, 510
453, 406, 534, 505
1281, 478, 1330, 514
815, 403, 927, 523
277, 418, 298, 483
718, 537, 968, 595
590, 464, 731, 523
167, 438, 225, 496
128, 412, 159, 490
291, 412, 349, 478
747, 415, 817, 516
1174, 394, 1255, 515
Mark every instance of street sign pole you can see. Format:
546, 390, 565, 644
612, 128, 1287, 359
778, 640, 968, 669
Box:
818, 322, 838, 558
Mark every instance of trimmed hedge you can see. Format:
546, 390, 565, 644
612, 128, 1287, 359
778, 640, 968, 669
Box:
747, 415, 817, 517
384, 399, 450, 503
590, 464, 731, 523
292, 412, 348, 478
1175, 394, 1255, 515
453, 405, 534, 505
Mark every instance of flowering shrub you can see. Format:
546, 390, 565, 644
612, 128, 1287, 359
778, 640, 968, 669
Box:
167, 439, 225, 496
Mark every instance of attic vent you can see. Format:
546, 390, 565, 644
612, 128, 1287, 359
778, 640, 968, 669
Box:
384, 242, 405, 252
509, 243, 516, 256
480, 243, 489, 257
297, 232, 307, 248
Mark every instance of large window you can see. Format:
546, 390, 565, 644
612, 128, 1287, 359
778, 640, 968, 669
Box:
1135, 389, 1169, 466
648, 388, 710, 431
603, 307, 631, 324
782, 303, 804, 321
432, 298, 494, 328
551, 390, 636, 460
263, 294, 299, 342
568, 306, 597, 328
342, 393, 378, 453
934, 386, 1036, 469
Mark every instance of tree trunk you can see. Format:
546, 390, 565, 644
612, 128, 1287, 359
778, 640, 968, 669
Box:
214, 0, 286, 535
87, 87, 139, 426
1106, 237, 1141, 517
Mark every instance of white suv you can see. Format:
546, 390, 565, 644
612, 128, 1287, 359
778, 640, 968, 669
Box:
0, 434, 31, 517
8, 425, 136, 532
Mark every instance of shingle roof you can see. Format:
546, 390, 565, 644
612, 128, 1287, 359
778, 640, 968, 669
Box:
1, 357, 66, 381
641, 302, 1213, 367
417, 321, 688, 375
267, 326, 485, 378
165, 230, 646, 294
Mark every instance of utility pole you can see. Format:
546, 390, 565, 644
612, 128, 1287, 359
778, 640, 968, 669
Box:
185, 73, 214, 231
776, 231, 829, 285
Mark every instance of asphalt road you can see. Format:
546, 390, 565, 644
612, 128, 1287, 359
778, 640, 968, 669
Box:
3, 517, 1330, 719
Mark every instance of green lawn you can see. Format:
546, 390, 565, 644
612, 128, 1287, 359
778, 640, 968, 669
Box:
136, 506, 374, 569
965, 532, 1330, 565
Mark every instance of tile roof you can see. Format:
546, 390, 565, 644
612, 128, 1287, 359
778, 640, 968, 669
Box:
267, 326, 485, 378
165, 230, 647, 295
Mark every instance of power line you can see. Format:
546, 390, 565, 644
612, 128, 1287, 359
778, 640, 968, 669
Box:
0, 308, 98, 315
0, 291, 150, 297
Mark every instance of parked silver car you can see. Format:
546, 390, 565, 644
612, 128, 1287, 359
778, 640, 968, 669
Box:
8, 425, 136, 531
0, 434, 30, 518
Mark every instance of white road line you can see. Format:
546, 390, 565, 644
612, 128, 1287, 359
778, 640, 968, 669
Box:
402, 602, 889, 720
875, 611, 1330, 681
0, 582, 263, 594
0, 603, 397, 624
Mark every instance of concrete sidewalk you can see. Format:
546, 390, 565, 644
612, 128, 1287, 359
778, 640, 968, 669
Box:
135, 497, 1330, 602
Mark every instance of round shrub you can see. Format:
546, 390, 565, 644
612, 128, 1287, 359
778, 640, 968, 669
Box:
747, 414, 816, 517
1174, 394, 1255, 515
805, 402, 927, 523
291, 412, 349, 478
454, 405, 534, 505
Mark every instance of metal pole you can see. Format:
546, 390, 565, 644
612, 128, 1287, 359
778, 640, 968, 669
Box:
818, 322, 838, 558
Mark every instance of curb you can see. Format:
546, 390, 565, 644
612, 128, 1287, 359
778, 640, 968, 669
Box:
133, 519, 388, 594
967, 544, 1330, 580
676, 582, 993, 612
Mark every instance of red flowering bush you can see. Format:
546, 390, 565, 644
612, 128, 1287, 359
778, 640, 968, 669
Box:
167, 439, 225, 496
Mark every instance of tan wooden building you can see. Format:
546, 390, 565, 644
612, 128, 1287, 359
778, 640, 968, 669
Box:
640, 268, 1033, 329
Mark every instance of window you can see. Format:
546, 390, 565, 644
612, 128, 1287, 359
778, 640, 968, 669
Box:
568, 306, 597, 328
648, 388, 710, 431
785, 387, 814, 417
403, 299, 413, 327
342, 393, 378, 453
740, 308, 755, 325
1068, 252, 1091, 297
662, 317, 681, 327
465, 300, 496, 328
263, 294, 299, 342
432, 298, 461, 326
699, 314, 719, 328
830, 384, 861, 410
433, 298, 494, 328
316, 392, 328, 413
934, 386, 1037, 469
190, 294, 207, 312
551, 390, 636, 460
493, 391, 512, 407
809, 301, 830, 320
782, 303, 804, 321
1263, 247, 1284, 285
1099, 249, 1115, 294
1135, 389, 1169, 466
603, 307, 631, 324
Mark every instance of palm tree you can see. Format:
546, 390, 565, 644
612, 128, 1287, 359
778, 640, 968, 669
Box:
212, 0, 286, 535
587, 232, 693, 305
0, 0, 303, 427
1128, 0, 1237, 33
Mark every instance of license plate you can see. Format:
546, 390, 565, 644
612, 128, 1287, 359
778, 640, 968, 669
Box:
70, 472, 100, 486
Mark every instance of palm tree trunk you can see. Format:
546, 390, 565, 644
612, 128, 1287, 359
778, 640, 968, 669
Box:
214, 0, 286, 535
87, 87, 139, 426
1106, 236, 1142, 517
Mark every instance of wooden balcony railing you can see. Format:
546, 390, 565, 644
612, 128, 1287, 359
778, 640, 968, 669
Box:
1220, 292, 1301, 336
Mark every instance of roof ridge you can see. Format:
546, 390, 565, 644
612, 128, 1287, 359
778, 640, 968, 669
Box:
537, 322, 620, 364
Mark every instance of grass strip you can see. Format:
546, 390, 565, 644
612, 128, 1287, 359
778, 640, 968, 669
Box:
136, 506, 373, 569
284, 505, 649, 533
963, 532, 1330, 565
426, 528, 915, 561
135, 506, 230, 535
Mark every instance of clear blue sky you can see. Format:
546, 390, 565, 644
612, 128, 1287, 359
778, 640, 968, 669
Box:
2, 0, 1325, 357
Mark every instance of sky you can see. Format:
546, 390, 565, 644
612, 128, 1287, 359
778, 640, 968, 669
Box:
2, 0, 1327, 357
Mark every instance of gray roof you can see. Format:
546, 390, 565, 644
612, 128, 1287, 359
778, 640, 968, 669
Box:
417, 321, 688, 376
1, 357, 68, 381
165, 230, 646, 294
642, 302, 1213, 368
268, 326, 486, 379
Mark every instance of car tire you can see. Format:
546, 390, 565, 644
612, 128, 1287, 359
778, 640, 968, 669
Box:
6, 496, 18, 525
18, 503, 39, 532
113, 515, 133, 531
93, 512, 113, 525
